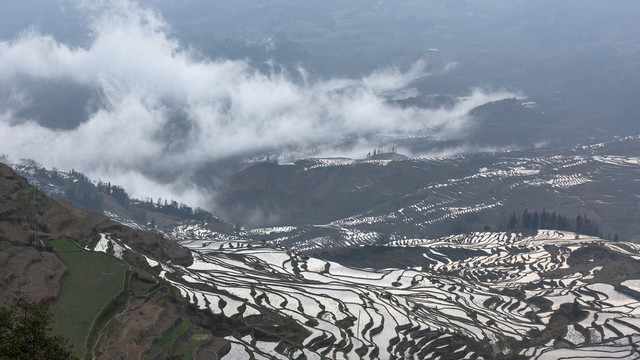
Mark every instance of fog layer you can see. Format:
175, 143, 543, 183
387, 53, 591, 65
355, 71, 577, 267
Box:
0, 1, 514, 206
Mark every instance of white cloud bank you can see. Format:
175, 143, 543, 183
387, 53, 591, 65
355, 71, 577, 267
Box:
0, 0, 515, 206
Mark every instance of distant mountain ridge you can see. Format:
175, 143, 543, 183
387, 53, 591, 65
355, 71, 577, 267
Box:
220, 136, 640, 252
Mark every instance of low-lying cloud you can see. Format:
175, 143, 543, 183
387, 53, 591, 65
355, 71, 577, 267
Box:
0, 0, 516, 207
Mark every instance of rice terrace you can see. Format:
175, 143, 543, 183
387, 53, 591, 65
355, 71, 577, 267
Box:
2, 1, 640, 359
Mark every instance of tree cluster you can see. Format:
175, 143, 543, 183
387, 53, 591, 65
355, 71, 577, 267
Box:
132, 198, 215, 223
504, 209, 605, 238
366, 146, 396, 158
23, 162, 217, 225
0, 299, 75, 360
96, 181, 128, 206
64, 171, 104, 212
15, 159, 222, 229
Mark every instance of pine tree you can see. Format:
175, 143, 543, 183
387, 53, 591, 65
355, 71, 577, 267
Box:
557, 215, 567, 230
522, 209, 532, 229
532, 212, 539, 231
576, 215, 583, 234
507, 212, 518, 229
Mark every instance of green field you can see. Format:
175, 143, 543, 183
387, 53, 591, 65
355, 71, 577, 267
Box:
48, 239, 128, 358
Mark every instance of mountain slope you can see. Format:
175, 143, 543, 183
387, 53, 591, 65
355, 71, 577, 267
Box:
0, 163, 192, 267
14, 135, 640, 251
7, 155, 640, 358
5, 135, 640, 359
221, 136, 640, 251
0, 163, 240, 358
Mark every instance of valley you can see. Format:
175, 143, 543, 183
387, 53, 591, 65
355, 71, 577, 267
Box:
3, 135, 640, 359
2, 2, 640, 359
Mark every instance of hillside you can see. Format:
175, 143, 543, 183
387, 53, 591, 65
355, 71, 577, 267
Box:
10, 161, 236, 235
0, 163, 192, 266
12, 132, 640, 256
5, 135, 640, 359
0, 163, 299, 359
220, 136, 640, 252
7, 153, 640, 358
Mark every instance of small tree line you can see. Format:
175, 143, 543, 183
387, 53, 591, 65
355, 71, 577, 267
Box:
94, 181, 215, 223
366, 146, 396, 159
502, 209, 615, 239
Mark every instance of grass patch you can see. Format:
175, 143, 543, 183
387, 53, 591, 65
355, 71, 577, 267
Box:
149, 319, 191, 358
176, 340, 195, 360
157, 319, 190, 348
0, 244, 23, 256
47, 238, 128, 358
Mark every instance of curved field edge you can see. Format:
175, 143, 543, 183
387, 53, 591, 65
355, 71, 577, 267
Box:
84, 266, 131, 359
47, 238, 128, 358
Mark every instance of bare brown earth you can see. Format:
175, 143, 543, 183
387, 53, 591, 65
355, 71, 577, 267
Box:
94, 287, 218, 359
0, 163, 68, 306
93, 284, 232, 360
0, 246, 66, 307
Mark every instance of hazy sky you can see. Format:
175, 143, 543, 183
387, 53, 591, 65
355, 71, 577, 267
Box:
0, 0, 519, 206
0, 0, 638, 208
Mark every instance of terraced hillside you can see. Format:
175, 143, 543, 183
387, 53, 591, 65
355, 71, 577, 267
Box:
1, 164, 243, 359
7, 168, 640, 358
151, 227, 640, 359
232, 136, 640, 251
7, 136, 640, 359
